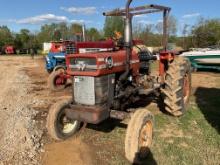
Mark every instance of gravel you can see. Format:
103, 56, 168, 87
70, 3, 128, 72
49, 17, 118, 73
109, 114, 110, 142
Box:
0, 64, 44, 164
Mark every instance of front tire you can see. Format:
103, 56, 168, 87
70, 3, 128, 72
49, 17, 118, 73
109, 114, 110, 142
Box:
46, 98, 80, 140
48, 69, 67, 91
125, 108, 154, 163
162, 57, 191, 116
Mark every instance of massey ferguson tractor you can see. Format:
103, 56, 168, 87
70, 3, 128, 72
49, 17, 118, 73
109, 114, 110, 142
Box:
47, 40, 116, 91
46, 0, 191, 163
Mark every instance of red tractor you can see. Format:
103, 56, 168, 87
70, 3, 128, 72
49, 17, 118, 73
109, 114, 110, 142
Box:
46, 0, 191, 163
4, 45, 15, 54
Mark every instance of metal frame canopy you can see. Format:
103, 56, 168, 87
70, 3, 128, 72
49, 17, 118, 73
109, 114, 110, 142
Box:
103, 4, 170, 17
103, 3, 171, 51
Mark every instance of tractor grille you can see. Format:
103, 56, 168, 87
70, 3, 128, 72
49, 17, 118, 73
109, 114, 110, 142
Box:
74, 76, 95, 105
66, 44, 76, 54
73, 75, 115, 106
69, 58, 97, 71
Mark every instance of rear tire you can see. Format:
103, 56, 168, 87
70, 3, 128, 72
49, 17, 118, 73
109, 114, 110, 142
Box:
48, 69, 67, 91
162, 57, 191, 116
46, 98, 80, 140
125, 108, 154, 163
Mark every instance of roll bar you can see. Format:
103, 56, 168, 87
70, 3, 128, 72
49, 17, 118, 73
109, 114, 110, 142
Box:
103, 0, 171, 83
103, 4, 170, 17
103, 2, 171, 51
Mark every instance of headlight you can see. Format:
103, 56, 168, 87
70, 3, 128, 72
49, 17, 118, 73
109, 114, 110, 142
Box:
105, 56, 113, 69
45, 56, 50, 62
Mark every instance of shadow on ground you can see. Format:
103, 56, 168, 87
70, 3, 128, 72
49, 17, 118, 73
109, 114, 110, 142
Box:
195, 68, 220, 73
133, 149, 157, 165
194, 87, 220, 134
87, 118, 127, 133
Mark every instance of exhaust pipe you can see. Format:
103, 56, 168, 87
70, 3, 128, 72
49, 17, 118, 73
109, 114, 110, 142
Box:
82, 23, 86, 42
124, 0, 133, 46
119, 0, 133, 82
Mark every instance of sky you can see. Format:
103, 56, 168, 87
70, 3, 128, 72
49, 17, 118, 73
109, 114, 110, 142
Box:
0, 0, 220, 34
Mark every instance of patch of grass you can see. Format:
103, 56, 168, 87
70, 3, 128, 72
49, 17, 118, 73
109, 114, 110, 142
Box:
80, 73, 220, 165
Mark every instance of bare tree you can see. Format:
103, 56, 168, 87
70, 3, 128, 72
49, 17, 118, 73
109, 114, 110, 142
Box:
155, 21, 163, 35
182, 24, 189, 49
168, 15, 177, 36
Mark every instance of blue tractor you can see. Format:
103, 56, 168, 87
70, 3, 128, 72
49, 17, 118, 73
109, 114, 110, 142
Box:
45, 41, 76, 91
46, 52, 67, 73
45, 41, 76, 73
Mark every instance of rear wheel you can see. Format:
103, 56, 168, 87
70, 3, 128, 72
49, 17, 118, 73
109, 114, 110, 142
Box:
46, 98, 80, 140
162, 57, 191, 116
48, 69, 67, 91
125, 108, 154, 163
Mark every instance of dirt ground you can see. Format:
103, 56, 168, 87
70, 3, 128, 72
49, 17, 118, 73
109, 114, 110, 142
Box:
0, 56, 94, 165
0, 56, 219, 165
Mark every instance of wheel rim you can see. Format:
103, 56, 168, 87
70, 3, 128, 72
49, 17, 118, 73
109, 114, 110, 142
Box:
183, 73, 190, 104
55, 76, 65, 85
57, 110, 78, 134
138, 120, 153, 158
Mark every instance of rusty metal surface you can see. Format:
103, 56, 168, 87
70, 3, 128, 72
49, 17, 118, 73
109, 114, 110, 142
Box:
103, 4, 171, 17
163, 10, 170, 51
110, 110, 130, 120
65, 104, 109, 124
138, 85, 160, 95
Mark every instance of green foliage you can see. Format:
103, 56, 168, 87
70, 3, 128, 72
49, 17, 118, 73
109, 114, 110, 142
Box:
86, 28, 102, 41
37, 23, 86, 42
14, 34, 23, 49
104, 16, 124, 38
0, 26, 14, 48
37, 24, 55, 43
154, 15, 177, 36
176, 18, 220, 49
18, 29, 30, 48
58, 22, 69, 39
191, 18, 220, 48
133, 24, 162, 46
13, 29, 40, 49
132, 15, 177, 47
69, 23, 83, 35
1, 15, 220, 51
168, 15, 177, 36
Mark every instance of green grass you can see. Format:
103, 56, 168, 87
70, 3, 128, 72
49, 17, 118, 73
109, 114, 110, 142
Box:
79, 73, 220, 165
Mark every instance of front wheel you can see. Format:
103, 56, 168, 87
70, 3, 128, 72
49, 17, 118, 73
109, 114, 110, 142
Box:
46, 98, 80, 140
48, 69, 67, 91
125, 108, 154, 163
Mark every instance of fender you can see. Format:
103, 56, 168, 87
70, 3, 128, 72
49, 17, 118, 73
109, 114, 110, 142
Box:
53, 65, 66, 72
